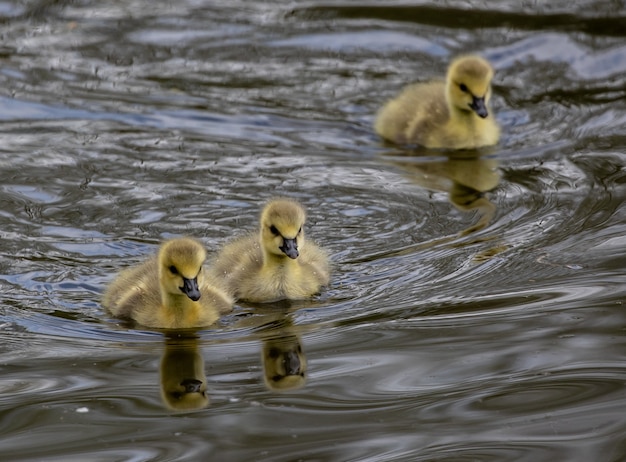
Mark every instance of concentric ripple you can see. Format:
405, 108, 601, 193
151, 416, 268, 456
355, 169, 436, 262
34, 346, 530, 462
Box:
0, 0, 625, 460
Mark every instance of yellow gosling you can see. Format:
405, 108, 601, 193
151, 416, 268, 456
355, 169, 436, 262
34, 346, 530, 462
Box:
374, 55, 500, 149
209, 198, 330, 303
103, 237, 233, 329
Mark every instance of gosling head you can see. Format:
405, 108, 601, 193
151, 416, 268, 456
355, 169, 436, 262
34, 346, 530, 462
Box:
158, 238, 207, 301
446, 55, 494, 119
260, 199, 306, 260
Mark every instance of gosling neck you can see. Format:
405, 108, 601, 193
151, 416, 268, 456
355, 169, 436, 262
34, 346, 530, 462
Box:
162, 290, 198, 311
449, 102, 478, 124
445, 84, 479, 122
262, 247, 299, 268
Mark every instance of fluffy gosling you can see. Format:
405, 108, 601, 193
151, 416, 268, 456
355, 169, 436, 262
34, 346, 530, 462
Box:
208, 199, 330, 303
374, 55, 500, 149
103, 237, 233, 329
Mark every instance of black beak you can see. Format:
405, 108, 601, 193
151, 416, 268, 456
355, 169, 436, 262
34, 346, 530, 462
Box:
469, 96, 488, 118
180, 277, 201, 301
279, 238, 299, 259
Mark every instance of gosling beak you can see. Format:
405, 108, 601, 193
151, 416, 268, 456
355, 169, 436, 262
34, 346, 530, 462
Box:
180, 277, 201, 301
279, 238, 299, 259
469, 96, 488, 118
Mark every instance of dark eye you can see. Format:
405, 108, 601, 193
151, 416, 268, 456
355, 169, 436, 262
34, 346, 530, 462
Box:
269, 225, 280, 236
169, 265, 178, 275
459, 83, 468, 93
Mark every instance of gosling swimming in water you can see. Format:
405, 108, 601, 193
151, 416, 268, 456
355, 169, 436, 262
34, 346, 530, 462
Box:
374, 55, 500, 149
208, 198, 330, 303
103, 237, 233, 329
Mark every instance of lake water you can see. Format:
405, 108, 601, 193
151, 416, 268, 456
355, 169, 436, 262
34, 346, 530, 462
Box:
1, 1, 625, 461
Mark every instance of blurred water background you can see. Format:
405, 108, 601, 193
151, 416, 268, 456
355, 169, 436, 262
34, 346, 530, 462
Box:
0, 0, 625, 460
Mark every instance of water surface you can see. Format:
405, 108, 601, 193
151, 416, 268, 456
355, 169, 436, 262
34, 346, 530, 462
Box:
1, 0, 625, 460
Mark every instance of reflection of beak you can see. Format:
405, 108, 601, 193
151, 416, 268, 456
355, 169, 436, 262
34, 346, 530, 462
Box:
279, 238, 299, 259
469, 96, 488, 118
283, 350, 302, 375
180, 277, 201, 301
180, 378, 204, 393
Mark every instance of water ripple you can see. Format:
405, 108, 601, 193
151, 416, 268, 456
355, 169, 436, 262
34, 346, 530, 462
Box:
0, 0, 625, 460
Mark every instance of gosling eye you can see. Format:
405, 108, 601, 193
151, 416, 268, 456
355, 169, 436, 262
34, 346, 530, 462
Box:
269, 225, 280, 236
169, 265, 179, 275
298, 227, 302, 234
459, 83, 468, 93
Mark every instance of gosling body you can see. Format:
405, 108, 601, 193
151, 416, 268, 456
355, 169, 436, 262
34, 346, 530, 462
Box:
103, 237, 233, 329
209, 199, 329, 303
374, 55, 500, 149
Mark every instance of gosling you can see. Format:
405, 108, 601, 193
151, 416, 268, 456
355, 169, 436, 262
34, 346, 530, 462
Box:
208, 199, 330, 303
103, 237, 233, 329
374, 55, 500, 149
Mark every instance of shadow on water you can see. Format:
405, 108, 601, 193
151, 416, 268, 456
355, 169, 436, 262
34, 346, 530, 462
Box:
291, 4, 626, 37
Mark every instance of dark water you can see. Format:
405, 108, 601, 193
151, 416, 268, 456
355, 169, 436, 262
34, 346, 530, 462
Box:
1, 0, 625, 460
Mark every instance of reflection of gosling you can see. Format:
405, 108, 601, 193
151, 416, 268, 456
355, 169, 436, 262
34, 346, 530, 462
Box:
209, 199, 330, 303
160, 336, 209, 411
374, 55, 500, 149
103, 237, 233, 329
262, 335, 306, 391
